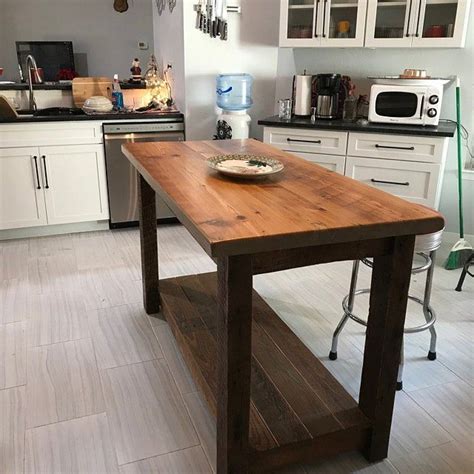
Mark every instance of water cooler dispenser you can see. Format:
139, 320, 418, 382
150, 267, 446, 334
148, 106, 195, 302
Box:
215, 73, 253, 140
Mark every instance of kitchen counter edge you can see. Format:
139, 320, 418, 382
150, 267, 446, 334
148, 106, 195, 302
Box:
258, 116, 456, 138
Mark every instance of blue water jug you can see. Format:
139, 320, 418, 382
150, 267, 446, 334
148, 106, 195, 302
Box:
216, 74, 253, 111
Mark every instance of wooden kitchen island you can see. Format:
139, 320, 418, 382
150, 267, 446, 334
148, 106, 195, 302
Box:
122, 139, 444, 474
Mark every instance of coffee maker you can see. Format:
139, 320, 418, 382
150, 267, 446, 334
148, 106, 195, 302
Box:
313, 74, 341, 119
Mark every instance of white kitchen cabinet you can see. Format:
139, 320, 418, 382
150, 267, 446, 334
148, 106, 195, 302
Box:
39, 144, 109, 225
264, 127, 348, 156
345, 155, 441, 206
0, 147, 48, 230
262, 126, 450, 209
279, 0, 367, 47
365, 0, 471, 48
0, 122, 109, 231
291, 150, 346, 173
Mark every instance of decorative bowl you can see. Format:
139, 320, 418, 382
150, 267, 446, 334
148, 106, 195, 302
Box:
207, 154, 284, 179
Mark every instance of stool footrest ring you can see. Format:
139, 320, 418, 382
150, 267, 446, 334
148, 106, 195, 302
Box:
342, 289, 437, 333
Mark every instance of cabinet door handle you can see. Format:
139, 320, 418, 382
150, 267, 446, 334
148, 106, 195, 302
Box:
405, 0, 413, 36
415, 0, 423, 37
321, 0, 327, 38
41, 155, 50, 189
371, 178, 410, 186
314, 0, 319, 37
375, 144, 415, 151
287, 137, 322, 144
32, 156, 41, 189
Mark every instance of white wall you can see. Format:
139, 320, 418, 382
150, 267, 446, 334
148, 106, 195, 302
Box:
0, 0, 154, 81
290, 14, 474, 234
152, 0, 186, 113
152, 0, 280, 140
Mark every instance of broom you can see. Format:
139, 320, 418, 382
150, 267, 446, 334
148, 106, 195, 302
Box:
445, 78, 473, 269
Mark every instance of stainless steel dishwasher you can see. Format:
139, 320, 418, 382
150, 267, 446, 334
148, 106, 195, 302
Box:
103, 119, 185, 228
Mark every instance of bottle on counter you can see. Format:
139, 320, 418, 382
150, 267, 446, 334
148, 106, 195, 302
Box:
343, 85, 357, 122
112, 74, 124, 110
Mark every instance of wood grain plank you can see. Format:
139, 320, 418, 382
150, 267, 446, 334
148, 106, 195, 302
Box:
0, 279, 28, 324
359, 235, 415, 462
122, 139, 444, 257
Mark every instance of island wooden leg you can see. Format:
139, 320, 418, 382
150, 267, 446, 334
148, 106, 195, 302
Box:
359, 235, 415, 462
138, 175, 160, 314
216, 255, 253, 474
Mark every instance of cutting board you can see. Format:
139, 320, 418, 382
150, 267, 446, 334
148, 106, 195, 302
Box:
0, 95, 19, 119
72, 77, 113, 107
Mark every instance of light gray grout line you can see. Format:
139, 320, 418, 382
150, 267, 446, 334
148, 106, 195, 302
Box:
181, 393, 215, 474
404, 382, 462, 442
116, 444, 206, 469
435, 358, 474, 388
24, 411, 108, 432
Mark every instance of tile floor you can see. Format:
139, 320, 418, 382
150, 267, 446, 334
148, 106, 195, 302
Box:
0, 224, 472, 473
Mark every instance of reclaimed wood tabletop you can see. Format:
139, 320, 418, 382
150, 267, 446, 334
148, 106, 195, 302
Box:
122, 138, 444, 257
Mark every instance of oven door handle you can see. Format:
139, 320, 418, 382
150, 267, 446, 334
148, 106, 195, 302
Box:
375, 144, 415, 151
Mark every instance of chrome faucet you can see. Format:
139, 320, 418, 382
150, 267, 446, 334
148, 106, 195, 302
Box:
25, 55, 43, 111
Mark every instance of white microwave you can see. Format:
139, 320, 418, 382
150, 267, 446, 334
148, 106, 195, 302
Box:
369, 84, 443, 126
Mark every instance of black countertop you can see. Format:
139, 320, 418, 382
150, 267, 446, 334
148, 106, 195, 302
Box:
0, 110, 184, 124
0, 81, 146, 91
258, 116, 456, 138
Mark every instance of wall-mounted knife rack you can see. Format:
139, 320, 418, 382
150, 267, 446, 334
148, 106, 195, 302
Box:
193, 4, 241, 13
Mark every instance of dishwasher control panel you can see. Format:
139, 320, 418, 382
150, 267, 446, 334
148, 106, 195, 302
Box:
103, 121, 184, 134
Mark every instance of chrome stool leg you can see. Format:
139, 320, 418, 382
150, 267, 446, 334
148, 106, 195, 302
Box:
397, 339, 404, 391
329, 260, 360, 360
424, 250, 437, 360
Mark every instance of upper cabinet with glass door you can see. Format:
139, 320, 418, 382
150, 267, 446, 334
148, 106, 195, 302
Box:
279, 0, 368, 47
366, 0, 471, 48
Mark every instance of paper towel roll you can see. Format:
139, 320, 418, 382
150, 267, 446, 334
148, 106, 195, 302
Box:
293, 74, 312, 116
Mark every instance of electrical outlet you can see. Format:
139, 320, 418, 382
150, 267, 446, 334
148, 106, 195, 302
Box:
138, 41, 149, 50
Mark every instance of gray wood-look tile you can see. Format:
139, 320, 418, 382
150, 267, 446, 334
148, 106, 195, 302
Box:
154, 323, 196, 394
73, 230, 123, 270
79, 265, 142, 311
407, 380, 474, 441
0, 225, 471, 473
28, 234, 73, 257
0, 240, 29, 280
390, 437, 474, 473
0, 385, 25, 474
27, 290, 89, 347
0, 321, 27, 390
27, 252, 80, 295
25, 413, 119, 473
183, 391, 217, 472
26, 338, 104, 428
102, 359, 199, 465
388, 391, 453, 458
89, 303, 163, 370
0, 279, 28, 324
119, 446, 212, 474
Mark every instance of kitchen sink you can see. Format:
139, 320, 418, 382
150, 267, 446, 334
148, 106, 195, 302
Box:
17, 107, 85, 117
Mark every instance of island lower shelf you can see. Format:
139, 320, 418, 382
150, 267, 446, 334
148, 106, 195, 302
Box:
160, 272, 371, 471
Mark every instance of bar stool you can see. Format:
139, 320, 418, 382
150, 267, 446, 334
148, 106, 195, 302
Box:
329, 229, 443, 391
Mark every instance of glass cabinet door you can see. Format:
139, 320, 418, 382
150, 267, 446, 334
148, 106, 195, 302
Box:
321, 0, 368, 46
280, 0, 319, 46
412, 0, 470, 47
365, 0, 416, 47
